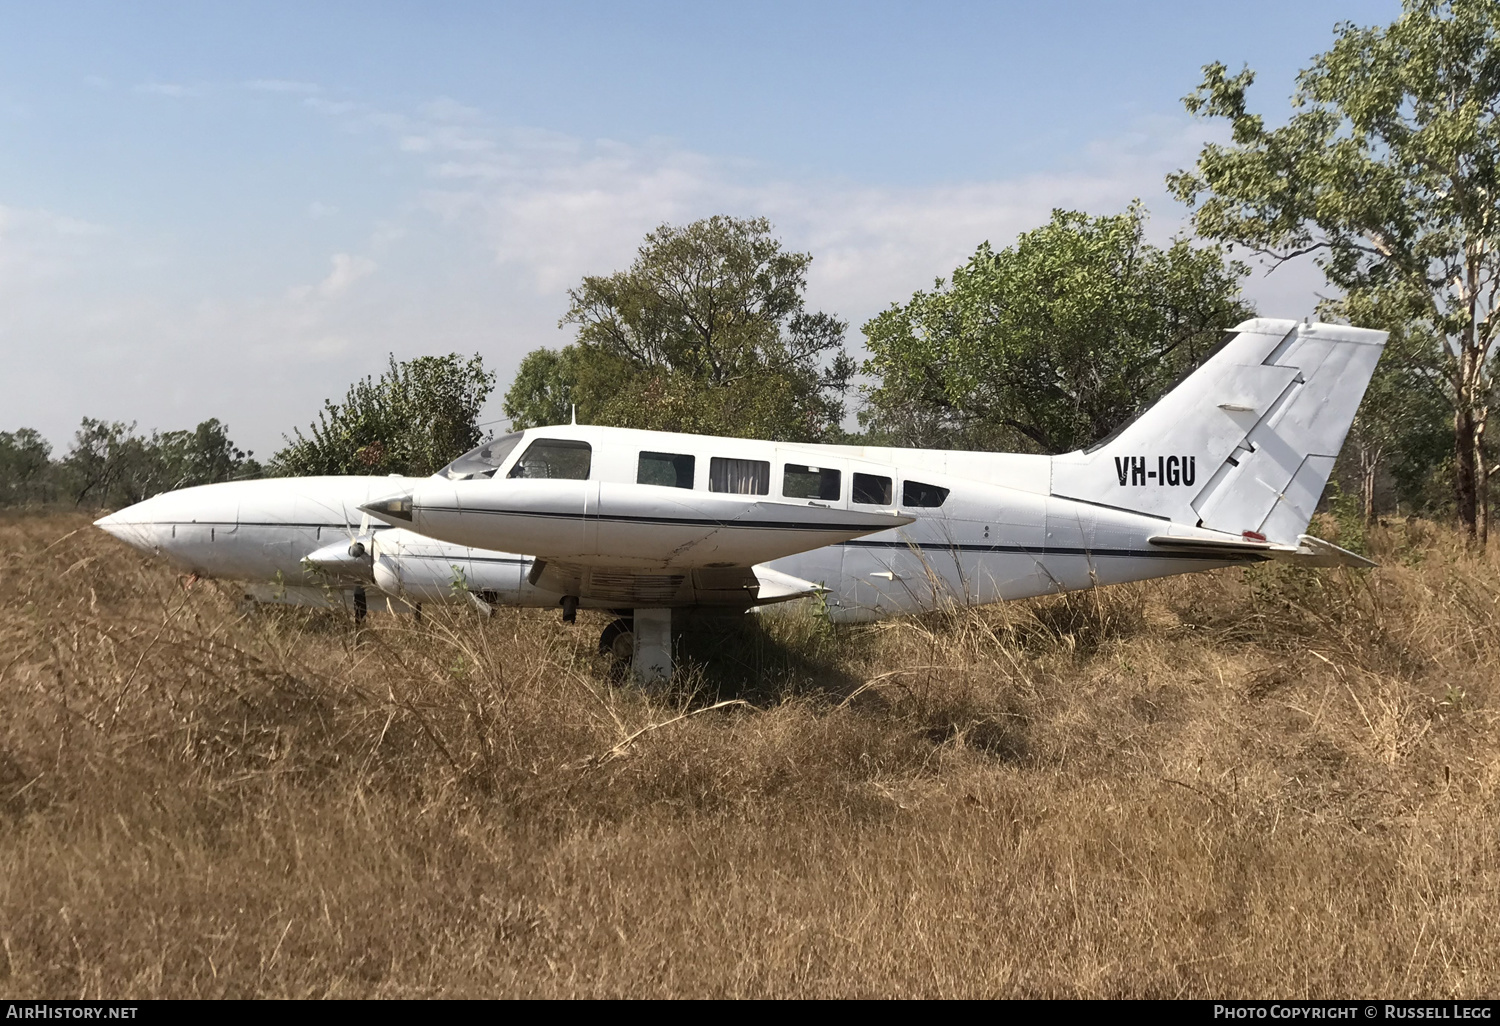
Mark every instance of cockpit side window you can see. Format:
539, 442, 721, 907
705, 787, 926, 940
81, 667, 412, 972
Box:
508, 439, 593, 480
439, 432, 524, 480
902, 480, 949, 508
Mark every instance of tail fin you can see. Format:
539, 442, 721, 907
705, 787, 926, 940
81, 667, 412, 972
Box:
1050, 318, 1387, 544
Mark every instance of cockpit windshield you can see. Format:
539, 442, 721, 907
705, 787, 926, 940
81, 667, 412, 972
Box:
437, 432, 524, 480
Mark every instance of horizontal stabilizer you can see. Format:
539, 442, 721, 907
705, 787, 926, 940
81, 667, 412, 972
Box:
1280, 534, 1377, 569
1147, 532, 1375, 568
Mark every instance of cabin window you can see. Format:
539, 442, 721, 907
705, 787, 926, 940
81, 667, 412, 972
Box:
508, 439, 592, 480
638, 451, 695, 489
852, 473, 893, 505
709, 457, 770, 495
783, 464, 841, 502
440, 431, 524, 480
903, 480, 949, 508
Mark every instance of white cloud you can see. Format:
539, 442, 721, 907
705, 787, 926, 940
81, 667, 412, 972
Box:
0, 92, 1330, 457
287, 253, 377, 300
245, 79, 320, 94
320, 253, 376, 297
402, 115, 1224, 322
421, 97, 484, 123
0, 204, 108, 286
134, 82, 202, 98
303, 97, 358, 117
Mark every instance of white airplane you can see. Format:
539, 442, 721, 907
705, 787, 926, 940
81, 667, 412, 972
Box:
95, 318, 1385, 681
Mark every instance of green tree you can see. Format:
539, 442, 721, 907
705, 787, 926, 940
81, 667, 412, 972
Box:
64, 419, 144, 506
860, 205, 1254, 453
1168, 0, 1500, 541
62, 417, 259, 507
0, 428, 55, 505
504, 215, 855, 441
1323, 290, 1454, 521
273, 353, 497, 477
502, 346, 582, 430
150, 419, 261, 492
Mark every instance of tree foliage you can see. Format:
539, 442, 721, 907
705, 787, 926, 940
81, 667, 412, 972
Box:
860, 205, 1254, 453
65, 418, 259, 506
0, 419, 259, 508
0, 428, 54, 506
1323, 290, 1454, 520
504, 216, 855, 441
1169, 0, 1500, 539
273, 354, 497, 477
502, 346, 581, 433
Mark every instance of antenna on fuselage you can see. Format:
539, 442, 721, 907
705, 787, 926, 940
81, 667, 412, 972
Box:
571, 404, 577, 425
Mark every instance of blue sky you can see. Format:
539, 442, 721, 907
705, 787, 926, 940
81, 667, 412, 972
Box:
0, 1, 1399, 456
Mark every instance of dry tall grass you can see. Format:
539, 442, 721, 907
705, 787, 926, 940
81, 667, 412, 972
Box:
0, 512, 1496, 997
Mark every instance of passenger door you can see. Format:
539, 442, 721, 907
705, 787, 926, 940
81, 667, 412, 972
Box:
835, 461, 935, 619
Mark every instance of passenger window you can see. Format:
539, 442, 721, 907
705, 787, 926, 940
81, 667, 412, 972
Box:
902, 480, 949, 508
638, 451, 695, 489
709, 457, 770, 495
783, 464, 841, 502
852, 473, 893, 505
508, 439, 592, 480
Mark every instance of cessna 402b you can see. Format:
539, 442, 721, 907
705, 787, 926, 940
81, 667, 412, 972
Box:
95, 318, 1385, 681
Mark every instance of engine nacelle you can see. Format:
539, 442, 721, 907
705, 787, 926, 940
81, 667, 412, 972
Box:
371, 529, 538, 605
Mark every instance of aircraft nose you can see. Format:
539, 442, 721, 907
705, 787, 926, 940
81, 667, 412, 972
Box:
93, 507, 156, 550
93, 510, 125, 538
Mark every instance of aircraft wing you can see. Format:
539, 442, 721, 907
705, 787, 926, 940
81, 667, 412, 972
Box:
363, 479, 914, 571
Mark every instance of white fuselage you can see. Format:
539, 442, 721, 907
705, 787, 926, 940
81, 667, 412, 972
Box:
96, 426, 1247, 622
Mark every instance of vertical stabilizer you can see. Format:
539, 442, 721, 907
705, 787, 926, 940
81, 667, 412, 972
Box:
1049, 319, 1386, 544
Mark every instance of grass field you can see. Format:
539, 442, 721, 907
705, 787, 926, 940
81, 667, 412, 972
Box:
0, 511, 1496, 998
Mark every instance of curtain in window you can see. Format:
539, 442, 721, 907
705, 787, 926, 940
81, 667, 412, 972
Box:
709, 457, 770, 495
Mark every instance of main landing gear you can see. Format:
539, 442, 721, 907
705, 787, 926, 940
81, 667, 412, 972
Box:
598, 617, 633, 662
593, 608, 673, 684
